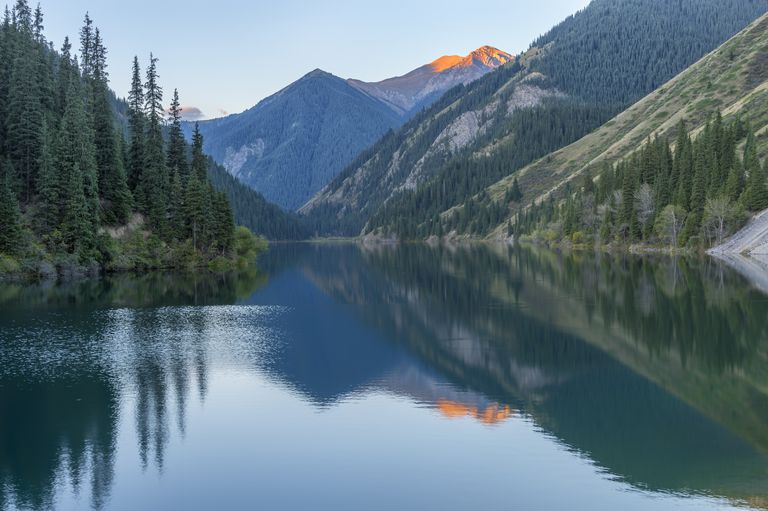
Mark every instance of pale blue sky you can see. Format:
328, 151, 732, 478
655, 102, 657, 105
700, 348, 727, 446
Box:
36, 0, 590, 119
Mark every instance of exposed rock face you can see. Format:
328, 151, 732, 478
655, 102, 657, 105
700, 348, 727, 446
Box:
223, 140, 265, 179
349, 46, 514, 116
186, 47, 513, 212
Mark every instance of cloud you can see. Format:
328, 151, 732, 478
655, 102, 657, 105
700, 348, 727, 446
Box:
178, 105, 206, 121
216, 108, 229, 118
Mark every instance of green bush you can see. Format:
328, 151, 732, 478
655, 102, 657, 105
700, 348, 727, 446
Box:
0, 254, 21, 275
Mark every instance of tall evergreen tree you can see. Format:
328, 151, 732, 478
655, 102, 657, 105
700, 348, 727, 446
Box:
140, 53, 168, 232
741, 129, 768, 212
79, 12, 94, 77
127, 56, 145, 195
54, 76, 98, 259
190, 122, 208, 181
166, 88, 188, 177
6, 36, 43, 202
0, 160, 23, 255
89, 22, 131, 224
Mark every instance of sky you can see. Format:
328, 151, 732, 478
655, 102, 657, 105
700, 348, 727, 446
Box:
36, 0, 591, 120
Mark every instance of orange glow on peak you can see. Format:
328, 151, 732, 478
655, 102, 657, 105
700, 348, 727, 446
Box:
430, 55, 464, 73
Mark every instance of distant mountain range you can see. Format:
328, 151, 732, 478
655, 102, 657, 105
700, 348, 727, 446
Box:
184, 47, 513, 211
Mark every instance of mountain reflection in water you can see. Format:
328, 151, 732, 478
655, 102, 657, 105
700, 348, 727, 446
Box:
1, 245, 768, 511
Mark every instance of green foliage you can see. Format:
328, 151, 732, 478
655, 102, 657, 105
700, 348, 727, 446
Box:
188, 71, 403, 210
0, 2, 249, 277
519, 113, 755, 249
305, 0, 768, 239
233, 226, 267, 267
0, 170, 23, 255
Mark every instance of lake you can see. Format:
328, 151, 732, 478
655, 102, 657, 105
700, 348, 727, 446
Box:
1, 243, 768, 511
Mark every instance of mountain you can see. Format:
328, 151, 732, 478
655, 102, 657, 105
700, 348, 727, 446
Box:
185, 70, 402, 211
185, 47, 512, 212
348, 46, 514, 117
487, 12, 768, 242
302, 0, 768, 238
206, 159, 307, 240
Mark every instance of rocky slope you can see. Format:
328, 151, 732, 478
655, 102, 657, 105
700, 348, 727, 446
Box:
302, 0, 768, 238
185, 47, 512, 211
476, 12, 768, 239
348, 46, 513, 117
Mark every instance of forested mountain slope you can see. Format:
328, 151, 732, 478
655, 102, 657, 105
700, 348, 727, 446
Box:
206, 159, 307, 240
481, 12, 768, 243
187, 48, 512, 212
302, 0, 768, 238
185, 70, 402, 211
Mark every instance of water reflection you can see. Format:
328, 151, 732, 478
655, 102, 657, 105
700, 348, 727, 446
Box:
1, 246, 768, 510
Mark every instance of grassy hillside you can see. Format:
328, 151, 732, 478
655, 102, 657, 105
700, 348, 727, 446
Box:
303, 0, 768, 239
478, 13, 768, 239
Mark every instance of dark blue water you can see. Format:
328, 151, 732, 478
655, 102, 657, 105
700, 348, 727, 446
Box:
2, 244, 768, 510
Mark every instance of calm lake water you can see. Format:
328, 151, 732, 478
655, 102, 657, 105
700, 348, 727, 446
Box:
1, 243, 768, 510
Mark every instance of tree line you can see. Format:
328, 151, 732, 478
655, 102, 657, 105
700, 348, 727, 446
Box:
516, 114, 766, 249
0, 1, 245, 274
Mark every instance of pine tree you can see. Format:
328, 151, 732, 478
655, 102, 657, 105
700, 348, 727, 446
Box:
32, 3, 43, 43
79, 13, 94, 77
741, 129, 768, 212
36, 120, 58, 233
166, 88, 188, 177
127, 56, 145, 195
509, 177, 523, 202
190, 122, 207, 181
168, 170, 184, 238
54, 76, 98, 259
680, 146, 707, 245
13, 0, 31, 35
6, 37, 43, 202
184, 175, 206, 251
90, 26, 131, 224
0, 161, 23, 255
140, 53, 168, 232
725, 160, 745, 202
211, 191, 234, 254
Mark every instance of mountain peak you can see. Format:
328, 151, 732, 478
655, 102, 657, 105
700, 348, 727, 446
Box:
428, 46, 513, 73
468, 46, 514, 68
302, 68, 334, 79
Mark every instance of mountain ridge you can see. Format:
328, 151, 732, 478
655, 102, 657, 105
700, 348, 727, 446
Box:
348, 46, 514, 116
301, 0, 768, 239
184, 46, 512, 211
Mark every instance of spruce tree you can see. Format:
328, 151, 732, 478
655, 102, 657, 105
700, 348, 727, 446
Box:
6, 39, 43, 202
140, 53, 168, 233
741, 129, 768, 212
0, 161, 23, 255
127, 56, 145, 195
90, 26, 131, 224
79, 13, 94, 77
680, 147, 707, 245
184, 175, 206, 251
167, 88, 188, 177
190, 122, 207, 181
212, 191, 235, 254
54, 77, 98, 259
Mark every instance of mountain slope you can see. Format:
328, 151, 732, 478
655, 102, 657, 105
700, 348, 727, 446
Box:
184, 70, 402, 211
206, 159, 307, 240
348, 46, 513, 117
302, 0, 768, 238
186, 47, 512, 212
478, 12, 768, 239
